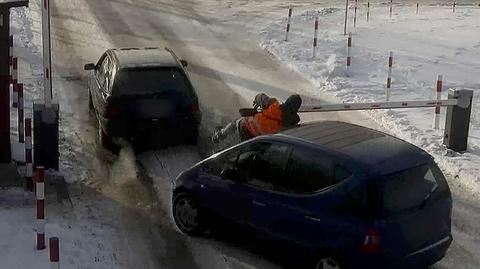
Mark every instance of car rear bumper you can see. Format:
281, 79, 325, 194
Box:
104, 114, 200, 142
400, 235, 452, 268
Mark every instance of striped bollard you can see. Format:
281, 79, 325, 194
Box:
346, 33, 352, 75
313, 15, 319, 58
367, 2, 370, 22
285, 5, 292, 41
18, 84, 24, 143
354, 0, 358, 28
416, 3, 419, 14
12, 57, 18, 108
389, 0, 393, 18
25, 118, 33, 191
386, 52, 393, 101
36, 167, 46, 250
9, 35, 13, 84
50, 237, 60, 269
434, 75, 443, 129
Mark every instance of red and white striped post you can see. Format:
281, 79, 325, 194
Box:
36, 167, 46, 250
12, 57, 18, 108
18, 83, 24, 143
367, 2, 370, 22
9, 35, 13, 83
354, 0, 358, 28
285, 5, 293, 42
25, 118, 33, 191
416, 3, 419, 14
386, 52, 394, 101
42, 0, 53, 108
434, 75, 443, 129
50, 237, 60, 269
313, 15, 319, 58
346, 33, 352, 75
389, 0, 393, 19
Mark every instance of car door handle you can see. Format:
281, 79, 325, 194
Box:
305, 216, 321, 222
252, 200, 266, 207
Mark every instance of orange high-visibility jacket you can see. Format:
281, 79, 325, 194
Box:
243, 100, 283, 137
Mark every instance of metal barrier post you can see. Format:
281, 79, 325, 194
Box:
443, 89, 473, 152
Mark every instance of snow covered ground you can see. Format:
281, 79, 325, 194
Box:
2, 0, 479, 268
252, 1, 480, 199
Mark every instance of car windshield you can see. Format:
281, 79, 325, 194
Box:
112, 67, 195, 100
375, 163, 448, 216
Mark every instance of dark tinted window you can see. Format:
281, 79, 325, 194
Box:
378, 163, 448, 215
283, 148, 351, 194
113, 67, 194, 99
247, 142, 291, 191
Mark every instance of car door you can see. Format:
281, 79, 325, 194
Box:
196, 143, 261, 225
250, 146, 355, 249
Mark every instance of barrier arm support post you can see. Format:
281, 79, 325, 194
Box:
444, 89, 473, 152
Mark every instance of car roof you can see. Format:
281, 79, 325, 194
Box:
110, 47, 179, 69
277, 121, 432, 176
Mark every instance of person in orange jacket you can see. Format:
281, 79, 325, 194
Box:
212, 93, 302, 143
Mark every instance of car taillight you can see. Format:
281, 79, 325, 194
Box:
106, 106, 121, 119
189, 103, 199, 113
362, 228, 382, 254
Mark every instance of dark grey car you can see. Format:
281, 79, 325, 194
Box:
85, 47, 201, 150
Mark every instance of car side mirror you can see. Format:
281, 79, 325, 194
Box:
84, 63, 96, 71
180, 60, 188, 67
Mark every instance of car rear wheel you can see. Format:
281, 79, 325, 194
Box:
314, 257, 342, 269
173, 193, 204, 235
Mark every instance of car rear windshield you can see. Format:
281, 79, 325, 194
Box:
374, 163, 448, 216
112, 67, 195, 99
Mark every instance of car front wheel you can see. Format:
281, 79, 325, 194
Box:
173, 193, 204, 235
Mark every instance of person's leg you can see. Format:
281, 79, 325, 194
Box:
212, 119, 240, 142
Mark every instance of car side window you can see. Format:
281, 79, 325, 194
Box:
283, 148, 352, 194
246, 142, 291, 191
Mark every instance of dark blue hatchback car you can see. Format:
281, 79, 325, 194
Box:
172, 121, 452, 269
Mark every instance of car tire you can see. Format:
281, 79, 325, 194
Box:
313, 257, 343, 269
173, 193, 205, 235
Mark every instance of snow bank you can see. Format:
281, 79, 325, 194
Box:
254, 3, 480, 198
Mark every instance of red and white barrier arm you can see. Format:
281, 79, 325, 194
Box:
12, 57, 18, 108
299, 99, 458, 113
434, 75, 443, 129
25, 118, 33, 191
313, 15, 319, 58
50, 237, 60, 269
285, 5, 292, 41
36, 167, 46, 250
18, 84, 24, 143
386, 52, 393, 101
346, 33, 352, 74
42, 0, 53, 108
